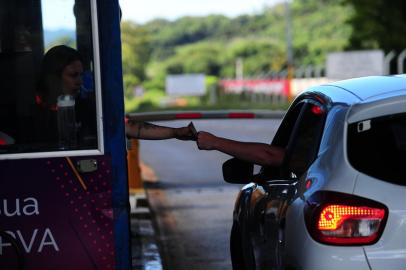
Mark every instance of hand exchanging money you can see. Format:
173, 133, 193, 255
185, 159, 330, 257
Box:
175, 122, 198, 141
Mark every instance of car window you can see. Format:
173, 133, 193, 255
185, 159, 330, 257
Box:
0, 0, 101, 158
347, 112, 406, 185
283, 101, 326, 178
271, 102, 305, 148
259, 102, 305, 179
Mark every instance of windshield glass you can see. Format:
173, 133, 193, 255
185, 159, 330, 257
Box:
347, 112, 406, 185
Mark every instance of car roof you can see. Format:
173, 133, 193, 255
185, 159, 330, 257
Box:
310, 75, 406, 123
323, 75, 406, 102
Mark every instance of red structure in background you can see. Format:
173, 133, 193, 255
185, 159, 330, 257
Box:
220, 79, 290, 97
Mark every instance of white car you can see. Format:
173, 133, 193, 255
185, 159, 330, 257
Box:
224, 75, 406, 270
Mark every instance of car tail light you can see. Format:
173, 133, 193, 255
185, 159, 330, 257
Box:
304, 191, 388, 245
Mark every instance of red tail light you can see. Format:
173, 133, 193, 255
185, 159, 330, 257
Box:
304, 192, 388, 245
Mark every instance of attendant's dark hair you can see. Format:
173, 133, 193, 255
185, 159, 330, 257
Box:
36, 45, 82, 106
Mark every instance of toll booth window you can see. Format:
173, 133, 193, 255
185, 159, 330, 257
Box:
0, 0, 101, 157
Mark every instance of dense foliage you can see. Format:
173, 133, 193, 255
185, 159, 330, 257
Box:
343, 0, 406, 53
120, 0, 405, 111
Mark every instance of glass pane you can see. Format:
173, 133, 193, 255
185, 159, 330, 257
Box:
287, 103, 326, 177
42, 0, 77, 48
0, 0, 98, 155
348, 112, 406, 185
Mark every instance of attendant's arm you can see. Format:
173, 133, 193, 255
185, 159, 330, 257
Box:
126, 120, 196, 140
196, 131, 285, 166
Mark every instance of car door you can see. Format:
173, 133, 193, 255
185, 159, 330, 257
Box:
251, 97, 327, 270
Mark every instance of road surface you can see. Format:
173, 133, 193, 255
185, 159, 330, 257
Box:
139, 119, 281, 270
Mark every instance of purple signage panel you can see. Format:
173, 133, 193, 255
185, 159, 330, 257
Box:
0, 156, 116, 270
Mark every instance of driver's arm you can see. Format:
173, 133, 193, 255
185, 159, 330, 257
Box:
196, 131, 285, 166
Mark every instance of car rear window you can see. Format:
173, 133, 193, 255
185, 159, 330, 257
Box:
347, 112, 406, 185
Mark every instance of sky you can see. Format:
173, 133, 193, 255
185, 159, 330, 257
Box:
42, 0, 284, 30
119, 0, 283, 24
42, 0, 76, 30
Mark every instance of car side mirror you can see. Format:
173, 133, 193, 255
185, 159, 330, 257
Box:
222, 158, 254, 184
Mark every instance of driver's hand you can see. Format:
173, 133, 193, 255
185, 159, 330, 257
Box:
196, 131, 218, 150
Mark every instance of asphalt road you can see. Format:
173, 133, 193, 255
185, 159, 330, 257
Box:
139, 119, 281, 270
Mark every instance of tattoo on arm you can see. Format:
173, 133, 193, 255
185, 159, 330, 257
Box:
133, 122, 166, 138
139, 122, 162, 133
139, 122, 158, 130
127, 120, 146, 138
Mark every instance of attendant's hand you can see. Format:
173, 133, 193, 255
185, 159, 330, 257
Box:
175, 122, 198, 141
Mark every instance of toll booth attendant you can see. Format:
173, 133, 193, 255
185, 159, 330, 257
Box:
34, 45, 96, 147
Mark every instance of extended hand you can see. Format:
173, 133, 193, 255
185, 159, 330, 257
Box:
196, 131, 218, 150
175, 122, 198, 141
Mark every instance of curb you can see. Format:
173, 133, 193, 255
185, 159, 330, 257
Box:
130, 190, 163, 270
129, 192, 150, 218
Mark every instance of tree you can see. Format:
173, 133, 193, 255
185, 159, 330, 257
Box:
123, 74, 140, 99
121, 21, 152, 81
221, 38, 286, 78
344, 0, 406, 53
160, 42, 223, 76
291, 0, 352, 66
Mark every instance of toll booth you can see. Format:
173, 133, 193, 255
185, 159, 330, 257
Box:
0, 1, 130, 269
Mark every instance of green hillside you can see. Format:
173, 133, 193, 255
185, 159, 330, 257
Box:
121, 0, 354, 111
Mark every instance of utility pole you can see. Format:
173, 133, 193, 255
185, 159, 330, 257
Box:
285, 0, 293, 76
285, 0, 294, 100
236, 57, 243, 80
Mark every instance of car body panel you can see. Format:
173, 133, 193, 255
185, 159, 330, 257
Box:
325, 76, 406, 101
347, 91, 406, 123
235, 180, 299, 269
303, 85, 360, 106
353, 175, 406, 270
285, 198, 370, 270
311, 104, 359, 194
